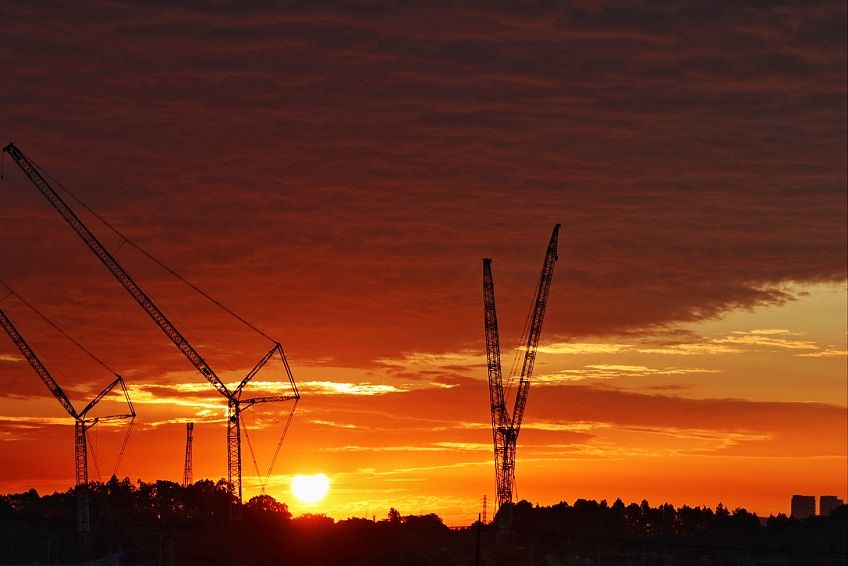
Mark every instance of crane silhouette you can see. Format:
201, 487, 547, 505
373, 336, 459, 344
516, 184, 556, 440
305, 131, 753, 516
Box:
0, 298, 135, 534
483, 224, 559, 521
3, 143, 299, 513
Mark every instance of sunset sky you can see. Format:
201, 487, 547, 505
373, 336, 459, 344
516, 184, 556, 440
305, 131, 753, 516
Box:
0, 1, 845, 525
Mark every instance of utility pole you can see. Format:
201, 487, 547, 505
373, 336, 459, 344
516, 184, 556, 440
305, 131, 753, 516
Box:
475, 513, 482, 566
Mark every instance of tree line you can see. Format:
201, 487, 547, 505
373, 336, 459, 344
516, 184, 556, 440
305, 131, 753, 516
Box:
0, 477, 845, 564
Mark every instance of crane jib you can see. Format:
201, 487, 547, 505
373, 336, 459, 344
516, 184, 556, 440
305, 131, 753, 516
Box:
4, 142, 301, 508
0, 306, 78, 419
482, 224, 560, 514
3, 143, 232, 400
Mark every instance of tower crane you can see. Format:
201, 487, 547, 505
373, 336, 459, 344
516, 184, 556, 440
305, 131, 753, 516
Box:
483, 224, 559, 515
183, 422, 194, 487
0, 302, 135, 533
3, 143, 300, 508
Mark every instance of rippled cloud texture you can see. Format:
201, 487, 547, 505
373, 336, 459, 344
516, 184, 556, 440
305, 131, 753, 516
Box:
0, 1, 845, 523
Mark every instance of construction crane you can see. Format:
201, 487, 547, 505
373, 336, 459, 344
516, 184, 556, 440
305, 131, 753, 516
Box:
183, 422, 194, 487
3, 143, 300, 508
483, 224, 559, 516
0, 301, 135, 533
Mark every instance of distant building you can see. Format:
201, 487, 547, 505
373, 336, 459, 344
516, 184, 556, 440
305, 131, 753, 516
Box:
819, 495, 843, 516
791, 495, 815, 519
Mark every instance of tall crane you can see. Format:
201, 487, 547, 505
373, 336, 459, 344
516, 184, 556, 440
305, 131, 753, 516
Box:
0, 303, 135, 533
483, 224, 559, 515
3, 143, 300, 507
183, 422, 194, 487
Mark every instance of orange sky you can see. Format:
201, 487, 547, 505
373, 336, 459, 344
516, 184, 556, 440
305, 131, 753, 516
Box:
0, 1, 846, 526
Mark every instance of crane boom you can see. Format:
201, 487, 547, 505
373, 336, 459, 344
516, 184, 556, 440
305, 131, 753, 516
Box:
2, 143, 230, 399
0, 302, 135, 535
483, 224, 560, 518
0, 305, 77, 418
5, 142, 300, 510
483, 259, 508, 429
482, 258, 512, 509
510, 224, 559, 435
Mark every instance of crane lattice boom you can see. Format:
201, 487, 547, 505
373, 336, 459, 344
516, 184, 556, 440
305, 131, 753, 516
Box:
483, 224, 560, 514
0, 307, 78, 419
2, 144, 230, 399
3, 143, 299, 508
0, 304, 135, 533
483, 258, 511, 508
510, 225, 559, 436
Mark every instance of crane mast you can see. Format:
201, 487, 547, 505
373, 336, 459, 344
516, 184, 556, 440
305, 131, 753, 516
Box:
0, 304, 135, 533
3, 143, 299, 507
184, 422, 194, 487
483, 224, 560, 515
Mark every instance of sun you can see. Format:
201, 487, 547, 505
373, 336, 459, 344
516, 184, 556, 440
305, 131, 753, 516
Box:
291, 473, 330, 504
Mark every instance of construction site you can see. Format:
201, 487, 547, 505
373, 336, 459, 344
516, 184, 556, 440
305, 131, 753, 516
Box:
0, 143, 568, 564
4, 145, 841, 566
3, 1, 847, 562
1, 141, 845, 565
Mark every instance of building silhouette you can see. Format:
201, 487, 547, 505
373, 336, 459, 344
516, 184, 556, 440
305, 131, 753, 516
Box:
790, 495, 815, 519
819, 495, 843, 516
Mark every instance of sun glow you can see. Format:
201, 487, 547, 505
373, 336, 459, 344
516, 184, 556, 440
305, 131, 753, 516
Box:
291, 473, 330, 504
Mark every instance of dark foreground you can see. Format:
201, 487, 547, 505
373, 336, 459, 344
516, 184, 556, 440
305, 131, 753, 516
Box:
1, 478, 845, 565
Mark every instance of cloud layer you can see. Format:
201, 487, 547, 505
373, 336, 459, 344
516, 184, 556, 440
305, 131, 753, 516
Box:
0, 0, 845, 373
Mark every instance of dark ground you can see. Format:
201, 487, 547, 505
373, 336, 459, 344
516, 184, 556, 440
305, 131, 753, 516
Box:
1, 478, 845, 565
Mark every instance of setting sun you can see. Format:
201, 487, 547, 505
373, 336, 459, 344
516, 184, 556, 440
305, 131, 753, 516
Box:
291, 474, 330, 504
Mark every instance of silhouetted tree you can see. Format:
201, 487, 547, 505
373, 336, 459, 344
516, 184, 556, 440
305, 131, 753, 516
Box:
245, 494, 291, 518
402, 512, 447, 530
1, 486, 845, 565
292, 512, 334, 529
386, 507, 402, 524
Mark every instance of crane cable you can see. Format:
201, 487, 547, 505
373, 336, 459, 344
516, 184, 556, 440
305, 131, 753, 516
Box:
504, 272, 539, 408
240, 400, 298, 495
24, 151, 276, 346
0, 279, 121, 378
0, 281, 135, 480
113, 419, 134, 477
85, 419, 134, 482
265, 399, 298, 481
90, 434, 103, 482
241, 412, 263, 492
